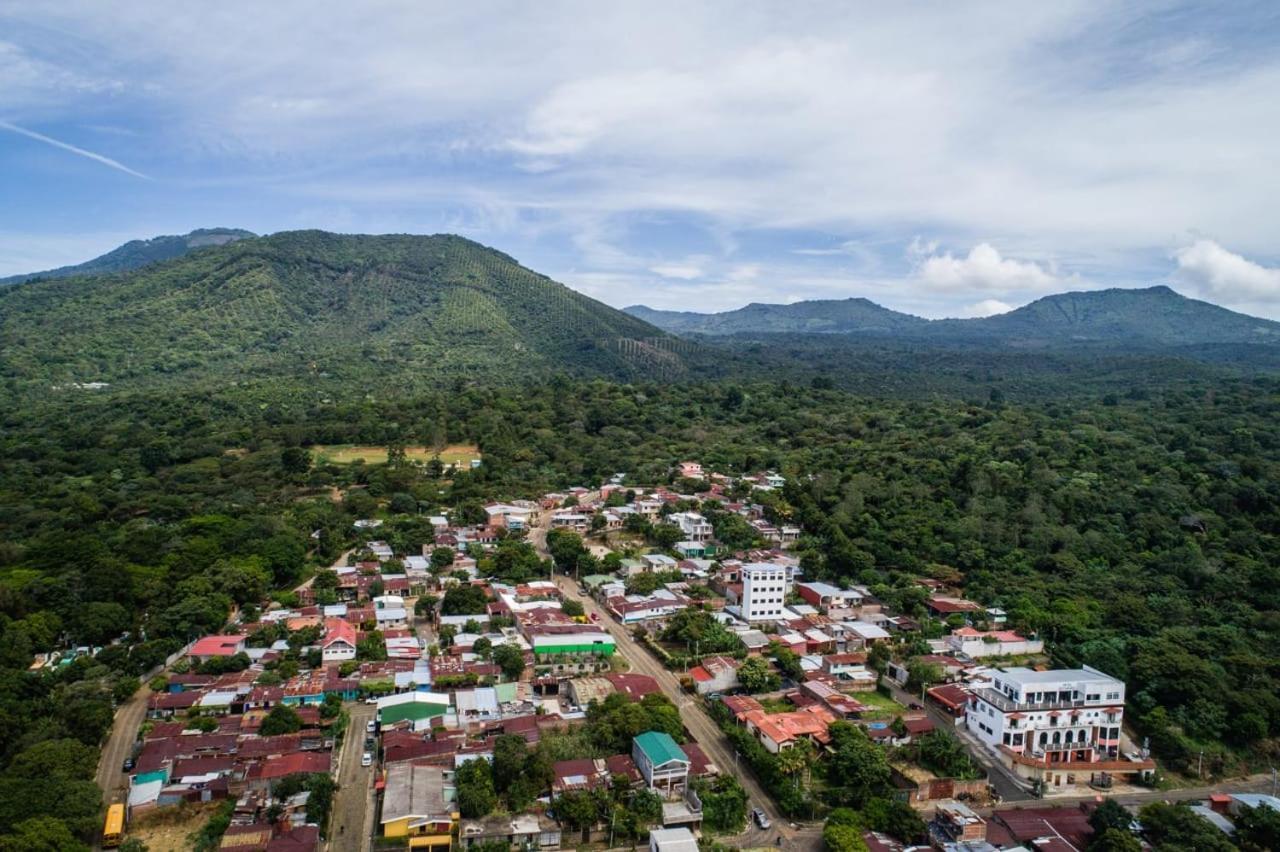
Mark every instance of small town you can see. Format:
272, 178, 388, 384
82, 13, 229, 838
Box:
83, 460, 1278, 852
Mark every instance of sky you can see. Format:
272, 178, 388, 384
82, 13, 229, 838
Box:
2, 1, 1280, 318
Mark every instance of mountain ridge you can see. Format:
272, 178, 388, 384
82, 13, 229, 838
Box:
626, 285, 1280, 348
0, 230, 695, 391
0, 227, 256, 286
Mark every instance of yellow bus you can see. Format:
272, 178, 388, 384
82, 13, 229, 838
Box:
102, 803, 126, 848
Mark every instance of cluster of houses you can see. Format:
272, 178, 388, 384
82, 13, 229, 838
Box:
913, 792, 1280, 852
112, 456, 1171, 848
533, 466, 801, 556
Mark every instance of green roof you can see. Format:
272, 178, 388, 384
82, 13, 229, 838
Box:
634, 731, 688, 766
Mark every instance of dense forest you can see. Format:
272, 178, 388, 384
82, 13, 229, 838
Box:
0, 363, 1278, 843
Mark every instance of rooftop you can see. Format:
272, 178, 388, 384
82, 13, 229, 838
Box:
382, 761, 456, 826
634, 731, 689, 766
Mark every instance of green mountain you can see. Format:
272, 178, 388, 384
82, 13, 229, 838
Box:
625, 298, 927, 335
0, 230, 693, 391
936, 285, 1280, 347
629, 286, 1280, 349
0, 227, 256, 286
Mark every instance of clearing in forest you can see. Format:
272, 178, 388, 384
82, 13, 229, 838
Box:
312, 443, 480, 466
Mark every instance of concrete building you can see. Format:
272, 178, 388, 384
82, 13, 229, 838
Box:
965, 665, 1154, 787
669, 512, 713, 542
740, 563, 788, 623
650, 827, 699, 852
633, 732, 690, 794
380, 762, 458, 847
947, 627, 1043, 659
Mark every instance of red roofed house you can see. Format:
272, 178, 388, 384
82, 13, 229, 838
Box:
604, 673, 662, 701
322, 618, 357, 662
721, 695, 764, 723
742, 705, 837, 753
927, 683, 973, 719
925, 597, 984, 618
189, 635, 246, 663
252, 751, 332, 791
552, 758, 607, 794
947, 627, 1044, 659
687, 656, 741, 696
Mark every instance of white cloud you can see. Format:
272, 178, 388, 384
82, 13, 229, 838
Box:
915, 243, 1069, 293
4, 2, 1280, 314
649, 263, 703, 280
955, 298, 1015, 318
1173, 240, 1280, 304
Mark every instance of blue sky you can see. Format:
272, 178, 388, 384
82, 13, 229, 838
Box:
2, 1, 1280, 317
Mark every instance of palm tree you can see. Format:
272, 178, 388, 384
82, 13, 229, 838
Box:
776, 739, 814, 778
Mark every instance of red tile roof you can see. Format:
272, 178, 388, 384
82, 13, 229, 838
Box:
604, 673, 661, 700
260, 751, 330, 779
190, 635, 246, 658
323, 617, 357, 649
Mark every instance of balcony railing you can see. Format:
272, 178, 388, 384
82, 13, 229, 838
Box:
1001, 745, 1155, 772
972, 688, 1114, 714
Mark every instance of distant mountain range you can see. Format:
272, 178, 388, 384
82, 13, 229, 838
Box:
0, 227, 256, 286
3, 227, 1277, 398
627, 287, 1280, 348
0, 230, 693, 390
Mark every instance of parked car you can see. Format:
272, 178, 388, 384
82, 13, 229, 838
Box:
908, 701, 924, 710
752, 807, 771, 829
122, 758, 135, 772
589, 612, 599, 622
361, 752, 373, 767
366, 720, 376, 733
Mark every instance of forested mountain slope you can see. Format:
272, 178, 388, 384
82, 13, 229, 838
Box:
630, 286, 1280, 350
0, 230, 694, 391
625, 298, 927, 335
932, 286, 1280, 347
0, 227, 255, 286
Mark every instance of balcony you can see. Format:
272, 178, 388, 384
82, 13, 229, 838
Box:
1001, 745, 1155, 773
972, 688, 1113, 714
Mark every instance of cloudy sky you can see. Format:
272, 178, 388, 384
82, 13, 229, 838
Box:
2, 1, 1279, 318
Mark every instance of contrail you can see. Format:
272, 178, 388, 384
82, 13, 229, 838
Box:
0, 120, 150, 180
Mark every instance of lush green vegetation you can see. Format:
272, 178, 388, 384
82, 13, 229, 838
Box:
0, 316, 1277, 844
0, 231, 698, 394
630, 285, 1280, 349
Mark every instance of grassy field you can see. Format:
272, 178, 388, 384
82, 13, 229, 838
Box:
856, 689, 907, 720
312, 443, 480, 466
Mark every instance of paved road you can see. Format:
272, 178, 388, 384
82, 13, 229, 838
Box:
530, 507, 806, 841
331, 702, 377, 850
95, 682, 150, 806
550, 573, 803, 838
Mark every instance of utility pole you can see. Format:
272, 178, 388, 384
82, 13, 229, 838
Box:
1198, 750, 1204, 780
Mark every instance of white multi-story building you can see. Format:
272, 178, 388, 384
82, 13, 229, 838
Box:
669, 512, 714, 542
741, 563, 789, 622
965, 665, 1153, 787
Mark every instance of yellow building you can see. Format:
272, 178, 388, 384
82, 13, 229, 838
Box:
381, 761, 459, 851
